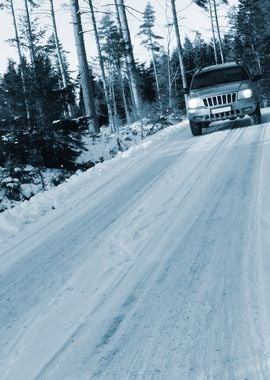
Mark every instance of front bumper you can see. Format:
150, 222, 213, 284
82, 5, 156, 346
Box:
188, 98, 257, 123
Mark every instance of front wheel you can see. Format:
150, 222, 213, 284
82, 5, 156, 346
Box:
189, 120, 202, 136
250, 104, 262, 125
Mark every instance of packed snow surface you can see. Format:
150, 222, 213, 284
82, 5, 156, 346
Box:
1, 111, 270, 379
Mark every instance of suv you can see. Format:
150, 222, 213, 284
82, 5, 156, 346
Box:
187, 62, 262, 136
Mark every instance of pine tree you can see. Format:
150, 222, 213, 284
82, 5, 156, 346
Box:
0, 57, 87, 169
137, 62, 156, 104
232, 0, 270, 98
99, 14, 130, 126
183, 35, 215, 89
0, 60, 25, 121
138, 2, 163, 109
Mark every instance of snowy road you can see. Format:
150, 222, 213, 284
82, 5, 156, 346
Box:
1, 112, 270, 379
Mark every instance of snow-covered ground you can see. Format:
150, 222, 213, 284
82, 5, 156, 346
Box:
1, 110, 270, 379
0, 119, 153, 211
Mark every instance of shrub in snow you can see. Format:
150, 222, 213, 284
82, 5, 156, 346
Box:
0, 117, 88, 170
0, 113, 180, 211
1, 177, 22, 202
0, 166, 72, 212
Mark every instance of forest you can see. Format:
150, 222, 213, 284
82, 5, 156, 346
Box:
0, 0, 269, 209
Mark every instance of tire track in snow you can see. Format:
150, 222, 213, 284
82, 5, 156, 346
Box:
2, 123, 269, 379
14, 129, 208, 380
37, 127, 248, 379
0, 124, 200, 379
84, 126, 270, 379
0, 152, 188, 379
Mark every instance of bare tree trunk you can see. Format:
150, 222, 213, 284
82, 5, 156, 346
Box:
24, 0, 46, 131
251, 43, 262, 73
167, 55, 172, 109
170, 0, 188, 107
113, 0, 136, 116
115, 0, 141, 116
108, 66, 118, 132
87, 0, 116, 131
24, 0, 36, 69
117, 64, 131, 123
10, 0, 30, 123
212, 0, 224, 63
148, 33, 162, 109
111, 84, 118, 130
49, 0, 73, 117
208, 0, 218, 64
70, 0, 99, 133
165, 5, 173, 109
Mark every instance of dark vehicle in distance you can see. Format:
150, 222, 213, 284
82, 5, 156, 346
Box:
187, 62, 262, 136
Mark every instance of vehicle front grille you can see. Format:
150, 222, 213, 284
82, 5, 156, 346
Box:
203, 92, 237, 108
205, 109, 241, 121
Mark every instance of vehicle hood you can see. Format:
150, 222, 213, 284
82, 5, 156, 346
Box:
189, 80, 250, 98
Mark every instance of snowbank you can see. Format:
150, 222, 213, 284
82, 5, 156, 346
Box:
0, 117, 179, 212
0, 121, 184, 246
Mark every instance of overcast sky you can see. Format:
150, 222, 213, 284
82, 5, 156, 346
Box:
0, 0, 238, 75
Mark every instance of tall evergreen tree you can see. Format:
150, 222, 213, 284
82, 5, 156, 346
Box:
0, 56, 87, 169
232, 0, 270, 97
99, 14, 130, 125
138, 2, 163, 109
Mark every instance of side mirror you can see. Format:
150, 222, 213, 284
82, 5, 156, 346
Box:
253, 74, 262, 81
184, 88, 190, 95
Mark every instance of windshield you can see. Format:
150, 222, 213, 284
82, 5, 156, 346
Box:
191, 66, 250, 90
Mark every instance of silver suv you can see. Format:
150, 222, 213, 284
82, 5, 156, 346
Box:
187, 62, 262, 136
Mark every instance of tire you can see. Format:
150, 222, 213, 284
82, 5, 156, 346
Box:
189, 120, 202, 136
250, 104, 262, 125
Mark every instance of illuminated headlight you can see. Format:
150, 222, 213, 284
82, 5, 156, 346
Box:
188, 97, 203, 109
238, 88, 252, 99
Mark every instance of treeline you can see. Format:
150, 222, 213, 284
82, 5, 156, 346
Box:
0, 0, 269, 171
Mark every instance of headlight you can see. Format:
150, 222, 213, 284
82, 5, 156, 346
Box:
188, 97, 203, 109
238, 88, 252, 99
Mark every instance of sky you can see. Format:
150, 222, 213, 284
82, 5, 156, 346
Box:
0, 0, 238, 75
